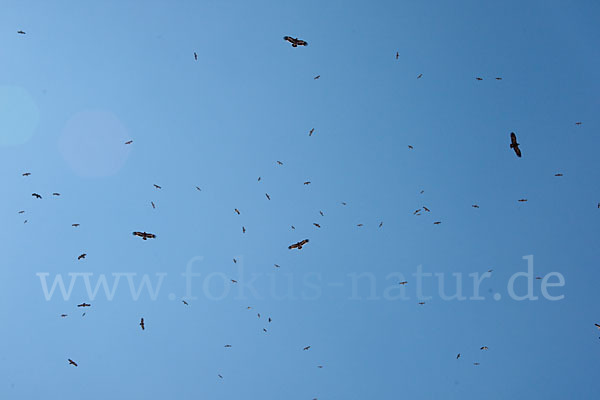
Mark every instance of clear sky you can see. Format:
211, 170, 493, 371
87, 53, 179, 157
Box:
1, 0, 600, 399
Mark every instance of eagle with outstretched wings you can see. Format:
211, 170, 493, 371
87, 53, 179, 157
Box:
133, 231, 156, 240
510, 132, 521, 157
289, 239, 309, 250
283, 36, 308, 47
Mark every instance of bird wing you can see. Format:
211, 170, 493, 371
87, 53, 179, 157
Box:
514, 146, 522, 157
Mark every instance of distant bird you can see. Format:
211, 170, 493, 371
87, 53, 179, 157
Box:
194, 52, 198, 60
263, 328, 267, 332
303, 346, 311, 351
399, 281, 408, 285
242, 226, 246, 233
473, 363, 480, 366
433, 221, 441, 225
23, 220, 27, 224
52, 193, 60, 196
182, 300, 189, 305
476, 77, 483, 81
277, 161, 283, 165
417, 73, 423, 79
231, 279, 237, 283
408, 145, 414, 149
314, 75, 320, 80
77, 253, 86, 260
77, 303, 91, 307
396, 52, 399, 60
472, 205, 480, 208
234, 208, 240, 215
575, 122, 582, 126
510, 132, 522, 158
283, 36, 308, 47
341, 202, 347, 206
457, 353, 461, 359
289, 239, 309, 250
125, 140, 133, 144
413, 209, 421, 215
317, 365, 323, 368
518, 199, 528, 202
257, 177, 261, 182
480, 346, 489, 350
555, 173, 563, 177
309, 128, 314, 136
17, 30, 26, 35
257, 313, 260, 318
379, 222, 383, 228
72, 223, 80, 227
268, 317, 272, 322
495, 77, 502, 80
218, 374, 223, 379
133, 231, 156, 240
81, 312, 86, 317
18, 210, 25, 214
319, 211, 324, 216
291, 225, 295, 229
151, 201, 155, 209
423, 206, 430, 212
224, 344, 232, 348
195, 186, 201, 191
60, 314, 68, 318
32, 193, 42, 199
274, 264, 280, 268
140, 318, 145, 330
233, 258, 237, 263
356, 223, 363, 227
68, 359, 78, 367
265, 193, 271, 200
313, 223, 321, 228
22, 172, 31, 176
153, 184, 161, 189
304, 181, 311, 185
535, 276, 542, 280
595, 323, 600, 329
420, 190, 424, 194
418, 302, 426, 305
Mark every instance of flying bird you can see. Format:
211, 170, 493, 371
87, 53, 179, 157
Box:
289, 239, 309, 250
283, 36, 308, 47
472, 205, 480, 208
319, 211, 324, 216
195, 186, 201, 191
473, 363, 480, 366
257, 177, 261, 182
357, 224, 363, 227
68, 359, 78, 367
233, 258, 237, 263
595, 323, 600, 329
276, 161, 283, 165
396, 52, 399, 60
22, 172, 31, 176
32, 193, 42, 199
125, 140, 133, 144
151, 201, 155, 209
242, 226, 246, 233
418, 302, 426, 305
476, 77, 483, 81
234, 208, 240, 215
268, 317, 272, 322
480, 346, 489, 350
274, 264, 280, 268
408, 145, 414, 149
182, 300, 189, 305
303, 346, 311, 351
341, 202, 347, 206
23, 220, 28, 224
457, 354, 461, 359
218, 374, 223, 379
17, 30, 26, 34
314, 75, 320, 80
309, 128, 314, 136
433, 221, 441, 225
18, 210, 25, 214
231, 279, 238, 283
313, 223, 321, 228
510, 132, 522, 157
72, 223, 80, 227
140, 318, 145, 330
194, 52, 198, 60
495, 77, 502, 80
423, 206, 430, 212
77, 303, 91, 307
575, 122, 582, 126
60, 314, 68, 318
399, 281, 408, 285
257, 313, 260, 318
224, 344, 232, 348
304, 181, 311, 185
413, 209, 421, 215
153, 184, 161, 189
417, 73, 423, 79
265, 193, 271, 200
555, 173, 563, 177
52, 193, 60, 196
291, 225, 295, 229
379, 222, 383, 228
133, 231, 156, 240
518, 199, 528, 202
77, 253, 86, 260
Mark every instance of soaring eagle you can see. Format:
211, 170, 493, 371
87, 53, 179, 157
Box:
32, 193, 42, 199
283, 36, 308, 47
133, 231, 156, 240
140, 318, 145, 330
77, 303, 91, 307
289, 239, 309, 250
68, 359, 78, 367
510, 132, 522, 157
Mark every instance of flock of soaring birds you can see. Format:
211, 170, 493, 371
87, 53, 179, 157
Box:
14, 29, 600, 395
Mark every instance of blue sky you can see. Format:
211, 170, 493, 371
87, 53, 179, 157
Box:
1, 0, 600, 399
